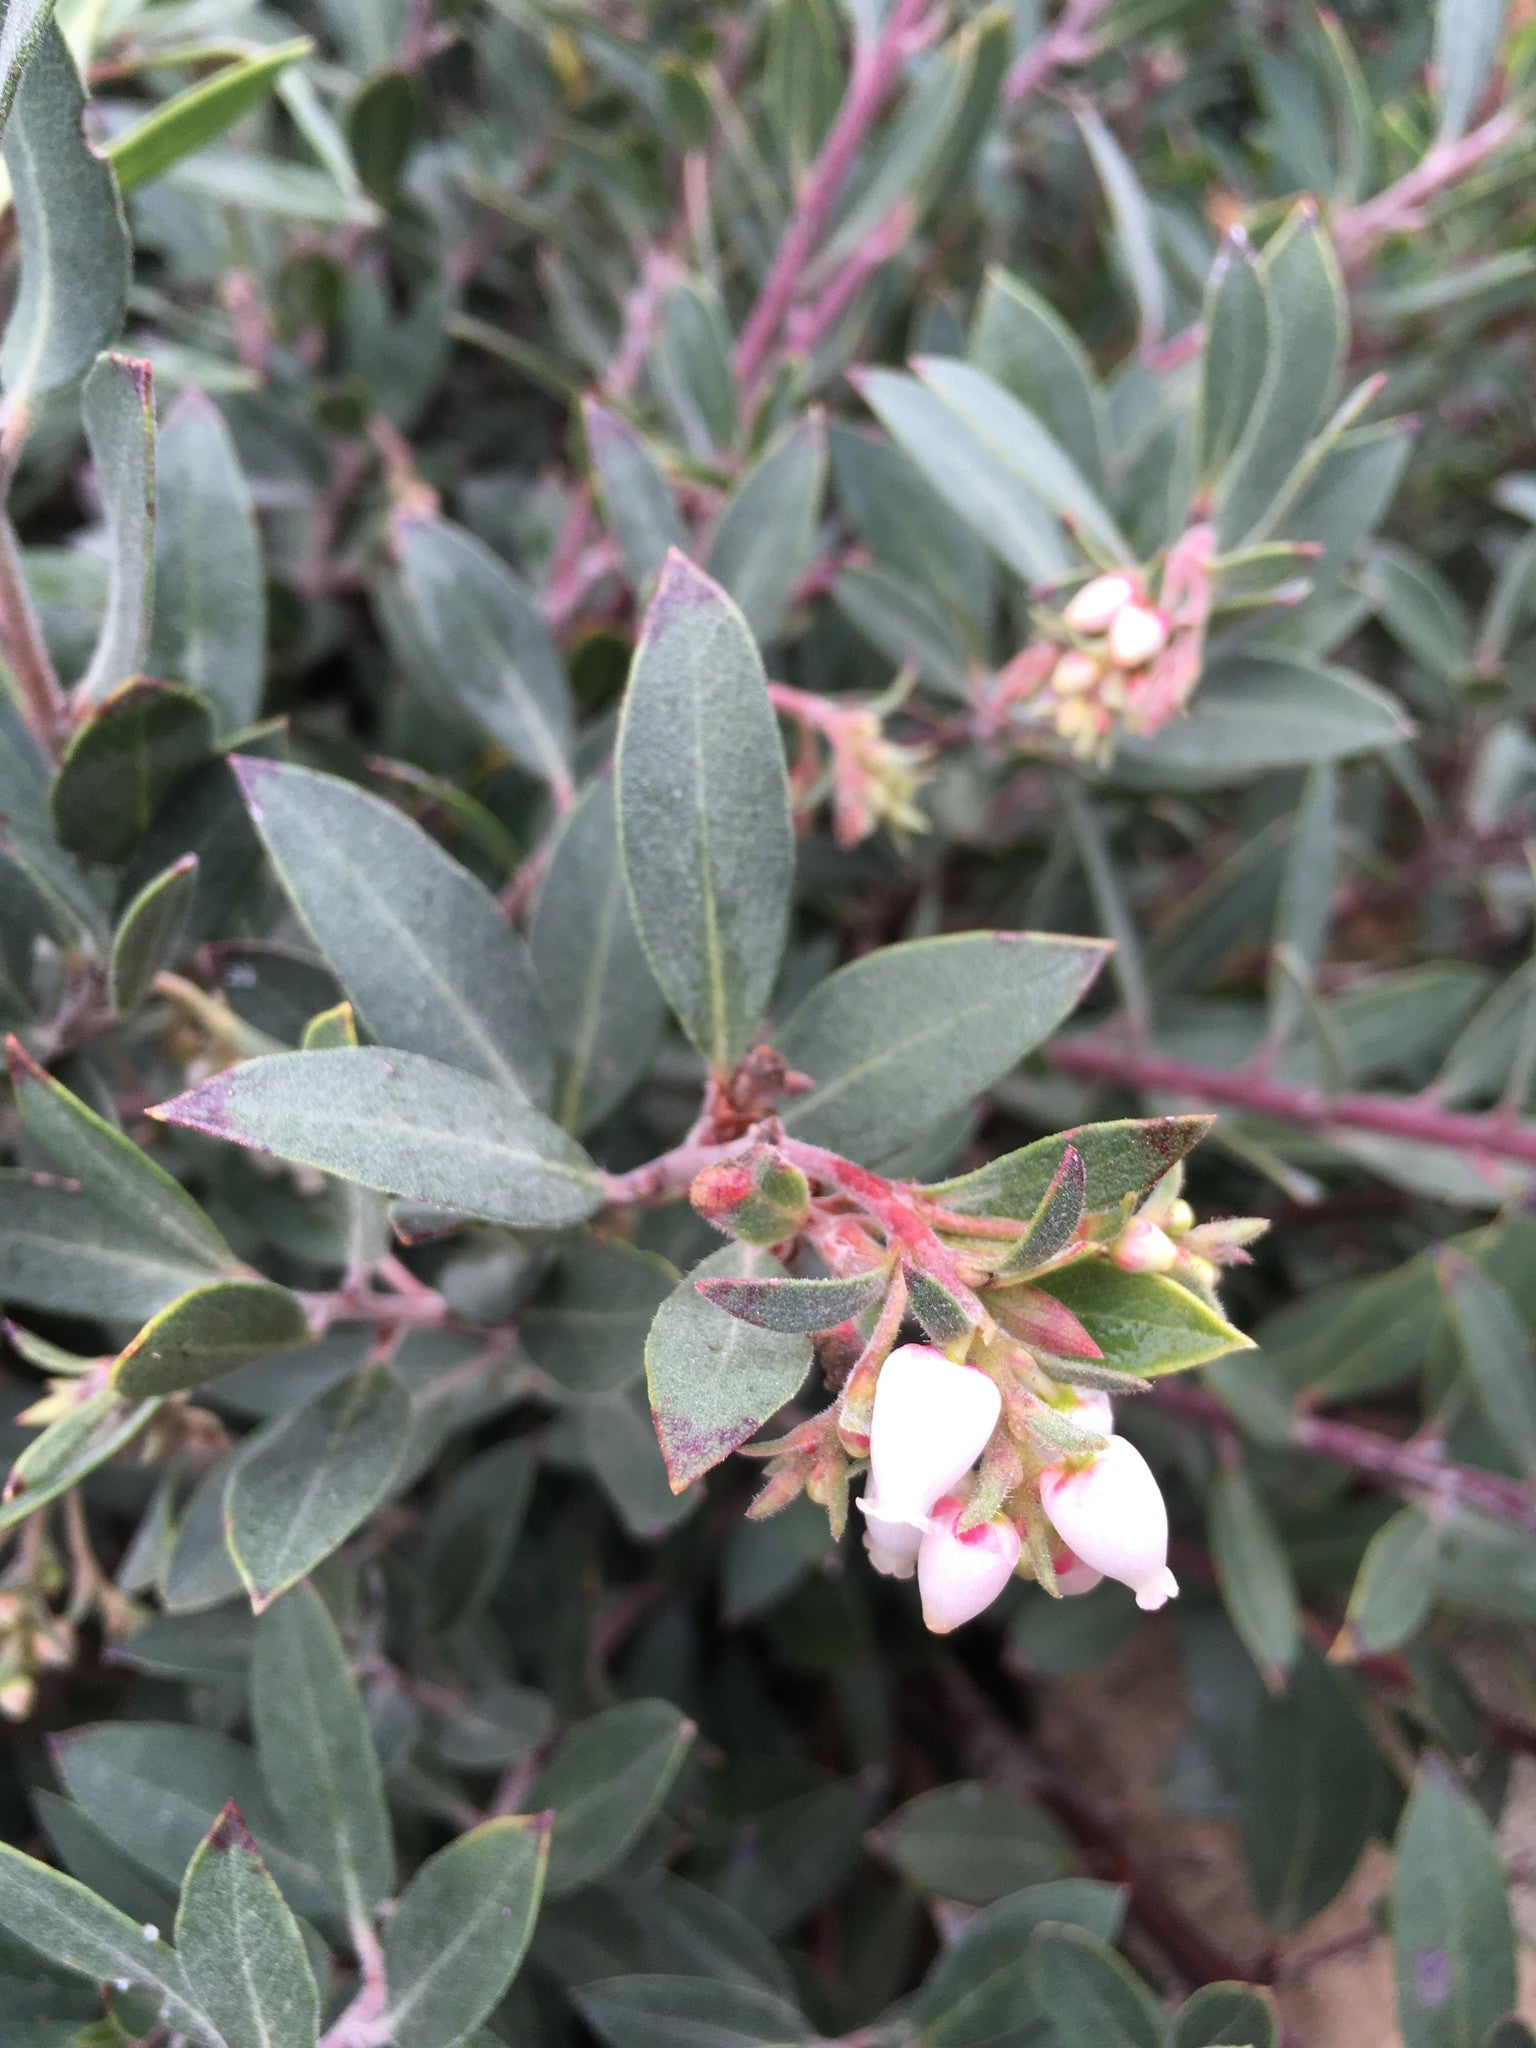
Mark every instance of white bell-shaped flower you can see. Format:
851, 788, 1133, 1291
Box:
859, 1498, 923, 1580
1039, 1435, 1179, 1611
1108, 601, 1169, 667
917, 1496, 1022, 1634
866, 1345, 1001, 1525
1061, 1387, 1113, 1437
1052, 1544, 1104, 1597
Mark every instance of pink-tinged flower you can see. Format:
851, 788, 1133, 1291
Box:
1112, 1216, 1178, 1273
1052, 1544, 1104, 1597
1038, 1436, 1179, 1611
918, 1496, 1023, 1633
865, 1345, 1002, 1524
1062, 1388, 1114, 1436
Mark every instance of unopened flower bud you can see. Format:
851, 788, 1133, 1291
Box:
1060, 1388, 1114, 1436
1166, 1198, 1196, 1234
0, 1675, 34, 1719
691, 1146, 810, 1246
866, 1345, 1001, 1525
1052, 650, 1102, 695
1039, 1436, 1179, 1611
1113, 1216, 1178, 1274
1063, 573, 1136, 634
1108, 602, 1169, 668
918, 1496, 1022, 1633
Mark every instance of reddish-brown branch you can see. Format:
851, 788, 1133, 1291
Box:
0, 505, 65, 753
733, 0, 937, 397
1332, 107, 1525, 264
1003, 0, 1113, 103
1150, 1379, 1536, 1537
1048, 1031, 1536, 1168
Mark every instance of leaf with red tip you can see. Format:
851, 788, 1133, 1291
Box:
175, 1798, 320, 2048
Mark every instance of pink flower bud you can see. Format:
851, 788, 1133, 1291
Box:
918, 1496, 1022, 1633
1108, 602, 1169, 668
1063, 573, 1136, 634
1113, 1216, 1178, 1273
867, 1345, 1001, 1524
1052, 650, 1102, 695
1038, 1436, 1179, 1611
858, 1497, 924, 1579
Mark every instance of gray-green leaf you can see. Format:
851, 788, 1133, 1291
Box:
174, 1804, 319, 2048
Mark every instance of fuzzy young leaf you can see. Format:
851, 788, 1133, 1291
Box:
381, 1817, 550, 2048
778, 932, 1110, 1166
928, 1116, 1213, 1220
694, 1269, 888, 1334
251, 1585, 395, 1918
232, 755, 554, 1105
646, 1244, 813, 1491
616, 552, 794, 1072
0, 23, 129, 405
152, 1046, 601, 1230
174, 1803, 319, 2048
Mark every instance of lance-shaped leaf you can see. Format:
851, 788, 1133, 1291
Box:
1393, 1754, 1517, 2048
0, 1840, 212, 2038
616, 552, 794, 1073
381, 1816, 550, 2048
694, 1269, 888, 1335
1209, 1462, 1300, 1690
531, 1699, 695, 1895
1031, 1259, 1254, 1378
0, 22, 129, 406
928, 1116, 1214, 1220
0, 1387, 159, 1530
777, 931, 1111, 1166
152, 1046, 602, 1230
707, 412, 827, 645
646, 1244, 813, 1491
77, 353, 155, 706
50, 679, 215, 865
174, 1803, 319, 2048
225, 1364, 412, 1611
112, 1279, 310, 1398
8, 1038, 236, 1273
1198, 230, 1269, 484
109, 38, 313, 195
992, 1145, 1085, 1280
149, 390, 266, 733
252, 1585, 395, 1919
389, 511, 574, 794
583, 398, 685, 594
530, 775, 667, 1133
1333, 1507, 1439, 1661
110, 851, 198, 1012
1437, 1251, 1536, 1476
233, 755, 553, 1104
1242, 1651, 1376, 1928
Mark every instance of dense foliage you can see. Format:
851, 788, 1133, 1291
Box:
0, 0, 1533, 2043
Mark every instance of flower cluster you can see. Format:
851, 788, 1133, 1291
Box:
855, 1343, 1176, 1631
994, 524, 1216, 764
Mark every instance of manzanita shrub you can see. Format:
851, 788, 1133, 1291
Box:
0, 0, 1533, 2043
